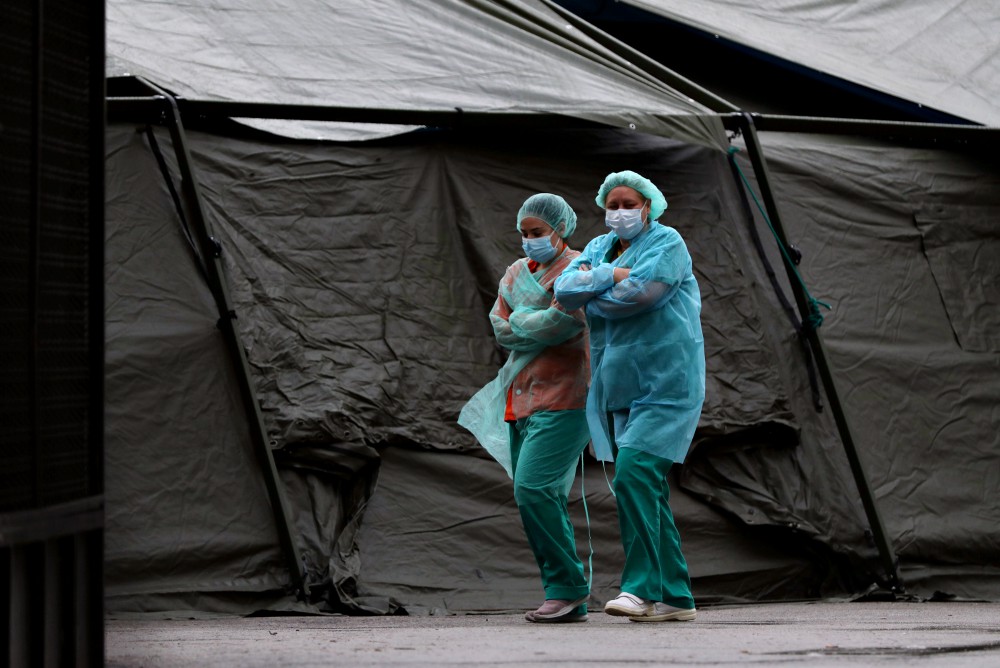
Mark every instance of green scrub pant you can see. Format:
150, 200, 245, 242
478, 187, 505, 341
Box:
614, 445, 695, 609
509, 409, 591, 607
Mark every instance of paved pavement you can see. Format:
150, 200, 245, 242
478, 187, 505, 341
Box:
105, 601, 1000, 667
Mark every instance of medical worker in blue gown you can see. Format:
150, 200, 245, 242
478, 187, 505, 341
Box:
554, 170, 705, 623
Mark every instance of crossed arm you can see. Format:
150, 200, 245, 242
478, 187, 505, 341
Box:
554, 261, 670, 319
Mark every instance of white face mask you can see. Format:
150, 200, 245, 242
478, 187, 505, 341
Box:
605, 206, 646, 240
521, 232, 559, 263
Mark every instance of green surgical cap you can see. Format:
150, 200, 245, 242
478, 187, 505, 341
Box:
595, 170, 668, 221
516, 193, 578, 239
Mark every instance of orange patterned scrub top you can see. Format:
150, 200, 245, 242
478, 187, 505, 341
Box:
489, 248, 590, 422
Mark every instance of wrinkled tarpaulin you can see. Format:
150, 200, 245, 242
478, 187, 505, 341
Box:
729, 131, 1000, 599
105, 122, 865, 614
106, 119, 1000, 615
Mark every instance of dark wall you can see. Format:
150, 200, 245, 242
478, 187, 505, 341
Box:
0, 2, 104, 666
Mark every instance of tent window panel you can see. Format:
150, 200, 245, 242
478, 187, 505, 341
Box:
914, 208, 1000, 353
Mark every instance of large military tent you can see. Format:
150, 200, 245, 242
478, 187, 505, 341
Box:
103, 0, 999, 616
557, 0, 1000, 600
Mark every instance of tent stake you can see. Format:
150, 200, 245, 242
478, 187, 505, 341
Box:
140, 81, 309, 599
734, 111, 904, 594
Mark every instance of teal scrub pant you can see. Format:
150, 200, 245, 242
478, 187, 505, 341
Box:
614, 445, 695, 609
509, 409, 591, 606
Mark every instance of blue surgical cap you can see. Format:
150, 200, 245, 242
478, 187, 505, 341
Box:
595, 170, 668, 221
516, 193, 578, 239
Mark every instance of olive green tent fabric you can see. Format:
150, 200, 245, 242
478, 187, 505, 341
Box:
103, 127, 293, 613
350, 448, 830, 614
104, 122, 830, 614
725, 132, 1000, 599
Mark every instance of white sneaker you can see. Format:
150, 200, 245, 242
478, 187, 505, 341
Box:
630, 602, 698, 623
604, 592, 652, 617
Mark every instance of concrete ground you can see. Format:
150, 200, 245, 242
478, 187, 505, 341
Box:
105, 601, 1000, 667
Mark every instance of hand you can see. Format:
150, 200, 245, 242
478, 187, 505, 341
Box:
613, 267, 631, 283
579, 262, 591, 272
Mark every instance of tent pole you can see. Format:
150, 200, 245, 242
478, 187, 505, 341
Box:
141, 82, 309, 599
733, 111, 904, 594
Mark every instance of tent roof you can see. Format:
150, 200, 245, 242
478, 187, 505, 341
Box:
619, 0, 1000, 126
106, 0, 727, 147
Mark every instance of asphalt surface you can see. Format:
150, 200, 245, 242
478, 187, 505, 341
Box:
105, 601, 1000, 667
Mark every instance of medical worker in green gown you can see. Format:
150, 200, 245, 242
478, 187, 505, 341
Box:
554, 171, 704, 623
459, 193, 592, 623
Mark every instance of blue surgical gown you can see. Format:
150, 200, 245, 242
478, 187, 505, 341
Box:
554, 223, 705, 464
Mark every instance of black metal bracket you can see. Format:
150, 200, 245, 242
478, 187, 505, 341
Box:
130, 78, 310, 599
731, 111, 904, 594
